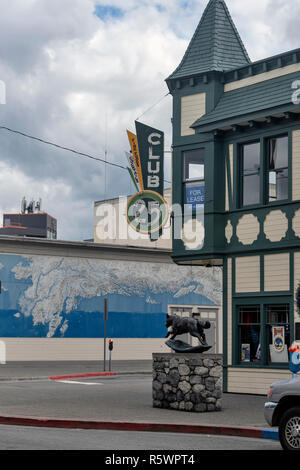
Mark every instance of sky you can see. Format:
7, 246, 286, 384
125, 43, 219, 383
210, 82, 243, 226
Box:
0, 0, 300, 241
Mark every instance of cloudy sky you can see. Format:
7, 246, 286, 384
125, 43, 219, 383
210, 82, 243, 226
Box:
0, 0, 299, 241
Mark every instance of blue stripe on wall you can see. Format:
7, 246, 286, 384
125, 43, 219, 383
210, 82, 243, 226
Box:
0, 311, 167, 338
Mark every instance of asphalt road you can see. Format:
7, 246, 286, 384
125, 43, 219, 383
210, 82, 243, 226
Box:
0, 425, 281, 450
0, 375, 268, 428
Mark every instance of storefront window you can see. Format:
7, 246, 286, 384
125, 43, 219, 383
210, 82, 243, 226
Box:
237, 304, 290, 366
238, 306, 261, 363
268, 136, 288, 202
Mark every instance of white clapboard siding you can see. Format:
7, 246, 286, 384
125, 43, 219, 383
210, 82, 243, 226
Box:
236, 214, 260, 245
181, 93, 206, 136
235, 256, 260, 293
227, 258, 232, 365
225, 63, 300, 92
228, 368, 291, 395
293, 130, 300, 201
294, 251, 300, 287
264, 253, 290, 292
264, 211, 288, 242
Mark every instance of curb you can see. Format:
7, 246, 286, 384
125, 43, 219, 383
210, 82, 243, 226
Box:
49, 372, 116, 380
0, 415, 279, 441
0, 371, 152, 382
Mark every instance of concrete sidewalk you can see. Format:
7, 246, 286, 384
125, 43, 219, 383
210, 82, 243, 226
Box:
0, 360, 152, 380
0, 361, 278, 441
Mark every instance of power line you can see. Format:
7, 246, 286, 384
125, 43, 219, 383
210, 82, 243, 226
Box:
135, 92, 170, 122
0, 125, 171, 184
0, 125, 127, 171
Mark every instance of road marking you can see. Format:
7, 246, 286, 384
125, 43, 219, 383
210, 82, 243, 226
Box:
56, 380, 103, 386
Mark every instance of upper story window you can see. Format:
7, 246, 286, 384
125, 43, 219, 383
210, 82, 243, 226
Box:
183, 149, 205, 210
241, 142, 260, 206
238, 134, 289, 209
268, 135, 288, 202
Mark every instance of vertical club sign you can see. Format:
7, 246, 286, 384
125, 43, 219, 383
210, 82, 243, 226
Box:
126, 122, 168, 236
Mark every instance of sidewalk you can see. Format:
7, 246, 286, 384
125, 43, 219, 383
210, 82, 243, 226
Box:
0, 361, 278, 441
0, 360, 152, 380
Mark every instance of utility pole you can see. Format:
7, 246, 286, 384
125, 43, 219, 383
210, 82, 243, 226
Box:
103, 298, 108, 371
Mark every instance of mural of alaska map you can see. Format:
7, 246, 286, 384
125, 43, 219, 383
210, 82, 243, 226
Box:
0, 254, 222, 338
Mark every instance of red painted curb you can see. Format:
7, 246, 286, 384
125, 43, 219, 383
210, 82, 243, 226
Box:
49, 372, 116, 380
0, 414, 263, 439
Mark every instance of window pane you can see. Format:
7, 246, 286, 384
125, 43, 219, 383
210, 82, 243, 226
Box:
243, 174, 260, 205
243, 142, 260, 174
266, 304, 289, 324
239, 306, 260, 324
267, 305, 290, 364
268, 136, 288, 202
239, 306, 261, 363
184, 150, 205, 181
240, 325, 261, 363
269, 136, 288, 170
242, 142, 260, 206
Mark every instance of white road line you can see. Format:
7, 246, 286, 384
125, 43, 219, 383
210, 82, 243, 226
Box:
56, 380, 103, 386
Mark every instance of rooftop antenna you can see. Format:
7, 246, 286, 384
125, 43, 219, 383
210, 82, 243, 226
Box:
104, 110, 108, 200
35, 198, 42, 213
21, 197, 27, 214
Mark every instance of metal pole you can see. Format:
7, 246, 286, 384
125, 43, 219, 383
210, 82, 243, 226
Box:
103, 298, 108, 372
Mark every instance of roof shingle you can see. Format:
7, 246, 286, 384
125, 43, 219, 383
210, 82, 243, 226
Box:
167, 0, 250, 80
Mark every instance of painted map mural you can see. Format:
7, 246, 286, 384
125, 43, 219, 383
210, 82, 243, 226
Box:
0, 254, 222, 338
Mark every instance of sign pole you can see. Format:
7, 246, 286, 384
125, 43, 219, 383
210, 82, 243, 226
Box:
103, 298, 108, 372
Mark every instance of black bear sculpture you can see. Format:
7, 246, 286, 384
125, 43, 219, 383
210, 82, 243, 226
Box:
165, 313, 211, 346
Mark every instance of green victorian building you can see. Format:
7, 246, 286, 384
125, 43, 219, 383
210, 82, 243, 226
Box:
167, 0, 300, 394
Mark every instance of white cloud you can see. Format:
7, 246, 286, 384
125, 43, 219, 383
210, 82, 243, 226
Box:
0, 0, 298, 240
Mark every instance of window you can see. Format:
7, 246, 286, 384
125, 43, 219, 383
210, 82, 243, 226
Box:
238, 306, 261, 363
266, 304, 290, 364
241, 142, 260, 206
183, 149, 205, 210
268, 136, 288, 202
237, 303, 290, 366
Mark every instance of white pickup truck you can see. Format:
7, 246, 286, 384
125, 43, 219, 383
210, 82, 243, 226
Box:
265, 377, 300, 450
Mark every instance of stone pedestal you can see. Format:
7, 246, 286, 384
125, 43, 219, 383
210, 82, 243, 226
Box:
153, 353, 223, 412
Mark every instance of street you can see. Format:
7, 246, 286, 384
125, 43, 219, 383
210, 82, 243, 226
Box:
0, 374, 279, 450
0, 374, 268, 426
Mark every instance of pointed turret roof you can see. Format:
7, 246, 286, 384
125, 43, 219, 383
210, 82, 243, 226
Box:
168, 0, 251, 80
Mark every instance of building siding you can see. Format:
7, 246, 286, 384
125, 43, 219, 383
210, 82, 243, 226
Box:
293, 130, 300, 201
264, 253, 290, 292
224, 62, 300, 92
227, 368, 291, 395
235, 256, 260, 293
181, 93, 206, 136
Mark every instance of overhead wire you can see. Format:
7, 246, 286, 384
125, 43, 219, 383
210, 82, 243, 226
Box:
0, 125, 171, 184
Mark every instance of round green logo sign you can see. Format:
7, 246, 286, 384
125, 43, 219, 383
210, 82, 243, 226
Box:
127, 190, 168, 234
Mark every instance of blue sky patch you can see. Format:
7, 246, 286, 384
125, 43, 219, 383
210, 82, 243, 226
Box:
94, 5, 124, 20
155, 4, 166, 13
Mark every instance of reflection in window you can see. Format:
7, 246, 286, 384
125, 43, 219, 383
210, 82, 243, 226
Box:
241, 142, 260, 206
268, 136, 288, 202
184, 150, 205, 181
